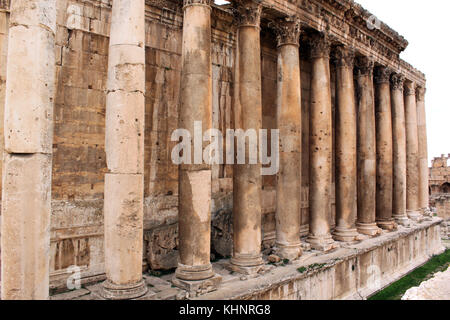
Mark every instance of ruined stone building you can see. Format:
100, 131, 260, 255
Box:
429, 154, 450, 236
0, 0, 445, 300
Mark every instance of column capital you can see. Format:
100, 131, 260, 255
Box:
183, 0, 212, 6
354, 56, 374, 77
270, 16, 301, 47
332, 45, 354, 68
374, 66, 392, 84
232, 0, 262, 27
404, 80, 416, 96
390, 73, 405, 91
308, 33, 330, 59
416, 86, 426, 101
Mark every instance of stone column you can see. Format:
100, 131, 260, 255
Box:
405, 80, 422, 221
306, 34, 337, 251
173, 0, 221, 291
101, 0, 147, 299
231, 0, 264, 273
374, 67, 396, 230
390, 74, 410, 226
355, 57, 382, 236
1, 0, 56, 300
272, 17, 303, 260
332, 46, 359, 242
416, 86, 430, 215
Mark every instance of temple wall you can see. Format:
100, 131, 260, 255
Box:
0, 0, 434, 294
198, 219, 444, 300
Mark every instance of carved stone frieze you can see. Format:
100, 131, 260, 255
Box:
416, 86, 426, 101
354, 56, 374, 77
404, 81, 416, 96
183, 0, 212, 6
270, 16, 301, 47
374, 66, 392, 84
390, 74, 405, 91
308, 33, 330, 59
332, 46, 354, 68
232, 0, 262, 27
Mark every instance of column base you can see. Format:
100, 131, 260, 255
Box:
306, 234, 338, 252
172, 274, 222, 297
175, 263, 214, 281
356, 222, 382, 236
393, 214, 411, 227
407, 210, 423, 222
274, 242, 303, 261
230, 253, 264, 275
100, 279, 148, 300
332, 227, 360, 243
377, 219, 398, 231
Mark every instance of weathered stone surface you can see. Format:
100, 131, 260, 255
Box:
231, 1, 263, 272
333, 46, 358, 242
402, 268, 450, 300
307, 34, 335, 251
103, 173, 144, 285
0, 0, 435, 300
405, 81, 421, 220
145, 223, 179, 270
4, 2, 56, 153
211, 210, 233, 258
1, 153, 52, 299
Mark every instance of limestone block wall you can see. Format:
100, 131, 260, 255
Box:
0, 0, 407, 290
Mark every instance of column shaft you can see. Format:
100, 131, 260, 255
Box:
355, 57, 381, 236
306, 34, 336, 251
375, 67, 396, 230
101, 0, 147, 299
390, 74, 409, 225
405, 81, 421, 220
1, 0, 56, 300
175, 0, 214, 281
273, 18, 302, 260
332, 46, 359, 242
231, 0, 264, 273
416, 86, 430, 214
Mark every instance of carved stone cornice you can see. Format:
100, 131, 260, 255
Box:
390, 74, 405, 92
374, 66, 392, 84
183, 0, 212, 6
270, 17, 301, 47
232, 0, 262, 28
416, 86, 426, 101
332, 46, 354, 68
308, 33, 330, 59
404, 81, 416, 96
354, 56, 374, 77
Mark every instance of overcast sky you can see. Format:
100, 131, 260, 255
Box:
215, 0, 450, 164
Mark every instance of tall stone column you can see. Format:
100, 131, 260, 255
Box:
231, 0, 264, 273
1, 0, 56, 300
306, 34, 337, 251
355, 57, 382, 236
174, 0, 220, 289
332, 46, 359, 242
416, 86, 430, 215
101, 0, 147, 299
390, 74, 410, 226
272, 17, 303, 260
374, 67, 396, 230
405, 80, 422, 221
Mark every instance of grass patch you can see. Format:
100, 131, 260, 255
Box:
369, 249, 450, 300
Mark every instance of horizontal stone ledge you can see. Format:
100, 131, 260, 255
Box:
196, 218, 444, 300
